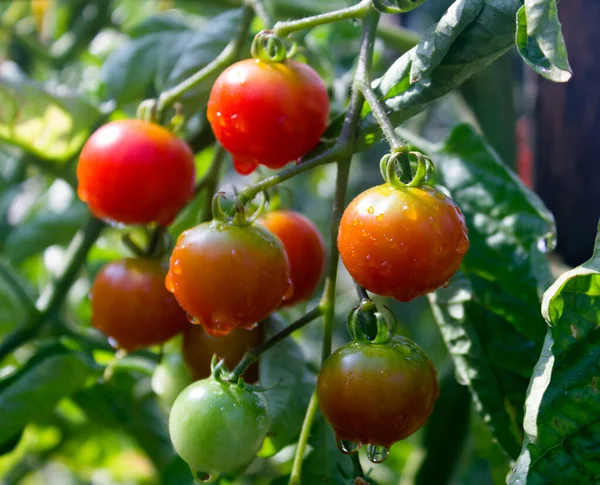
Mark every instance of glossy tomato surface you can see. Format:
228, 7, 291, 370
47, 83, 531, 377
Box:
90, 258, 189, 351
182, 324, 263, 382
169, 378, 269, 481
258, 210, 325, 306
77, 119, 195, 225
338, 184, 469, 302
207, 58, 329, 175
317, 336, 439, 448
167, 220, 291, 336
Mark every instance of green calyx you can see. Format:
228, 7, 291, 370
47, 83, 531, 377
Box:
251, 30, 296, 63
379, 149, 434, 190
347, 304, 397, 344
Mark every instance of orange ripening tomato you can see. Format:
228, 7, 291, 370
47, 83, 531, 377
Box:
207, 58, 329, 175
90, 258, 189, 351
338, 184, 469, 302
77, 120, 195, 226
258, 211, 325, 306
166, 220, 291, 336
182, 324, 263, 382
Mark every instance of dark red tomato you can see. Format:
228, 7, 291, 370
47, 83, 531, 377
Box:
317, 337, 439, 455
166, 220, 291, 336
338, 184, 469, 302
258, 211, 325, 306
207, 58, 329, 175
182, 324, 263, 382
90, 258, 189, 351
77, 119, 195, 226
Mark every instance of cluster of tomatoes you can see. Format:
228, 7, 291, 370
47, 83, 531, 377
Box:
76, 38, 469, 481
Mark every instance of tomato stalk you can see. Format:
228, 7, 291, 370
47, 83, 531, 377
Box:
0, 216, 105, 362
154, 3, 255, 120
289, 7, 381, 485
228, 307, 322, 382
246, 0, 273, 27
198, 144, 227, 222
273, 0, 372, 37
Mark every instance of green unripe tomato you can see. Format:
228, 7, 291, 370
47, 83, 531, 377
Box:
372, 0, 427, 14
169, 378, 269, 482
151, 352, 193, 411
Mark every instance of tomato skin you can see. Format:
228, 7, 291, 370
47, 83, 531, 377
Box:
169, 378, 269, 480
77, 120, 195, 226
258, 211, 325, 306
167, 220, 291, 336
182, 324, 263, 382
317, 337, 439, 448
207, 59, 329, 175
90, 258, 189, 351
338, 184, 469, 302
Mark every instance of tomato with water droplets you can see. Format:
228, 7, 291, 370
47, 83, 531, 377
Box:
90, 258, 189, 351
167, 220, 291, 336
258, 210, 325, 306
317, 336, 439, 461
77, 119, 195, 226
169, 377, 269, 482
182, 324, 263, 382
338, 184, 469, 302
207, 58, 329, 175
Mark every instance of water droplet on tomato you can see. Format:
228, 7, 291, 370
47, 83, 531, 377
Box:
456, 232, 470, 255
186, 313, 200, 324
438, 244, 447, 253
282, 280, 294, 301
367, 206, 374, 214
353, 219, 359, 226
172, 260, 182, 275
337, 439, 360, 454
366, 444, 389, 463
195, 470, 214, 483
442, 280, 451, 288
380, 261, 391, 275
233, 157, 258, 175
434, 192, 446, 200
215, 111, 222, 117
376, 213, 384, 221
244, 322, 259, 331
107, 337, 118, 349
165, 273, 175, 292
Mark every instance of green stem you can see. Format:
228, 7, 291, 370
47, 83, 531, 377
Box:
229, 307, 322, 381
289, 392, 319, 485
289, 8, 380, 485
351, 453, 365, 478
199, 144, 227, 222
247, 0, 273, 27
156, 4, 254, 118
274, 0, 371, 37
0, 261, 38, 318
360, 83, 403, 151
237, 146, 341, 206
0, 216, 104, 362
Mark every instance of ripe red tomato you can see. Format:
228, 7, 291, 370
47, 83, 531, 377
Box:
77, 119, 195, 226
207, 58, 329, 175
182, 324, 263, 382
317, 336, 439, 460
166, 220, 291, 336
90, 258, 189, 351
338, 184, 469, 302
258, 211, 325, 306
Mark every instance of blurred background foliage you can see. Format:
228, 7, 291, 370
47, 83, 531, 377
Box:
0, 0, 595, 484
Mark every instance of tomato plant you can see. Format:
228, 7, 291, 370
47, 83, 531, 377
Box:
166, 219, 291, 336
207, 58, 329, 175
90, 258, 189, 351
77, 119, 195, 225
258, 210, 326, 306
182, 323, 263, 382
0, 1, 590, 485
169, 376, 269, 482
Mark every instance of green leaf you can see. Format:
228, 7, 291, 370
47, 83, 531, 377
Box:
357, 0, 524, 150
258, 315, 315, 456
100, 9, 240, 114
4, 202, 88, 264
73, 372, 175, 469
516, 1, 572, 83
0, 342, 97, 447
412, 124, 555, 458
508, 222, 600, 484
0, 76, 101, 164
